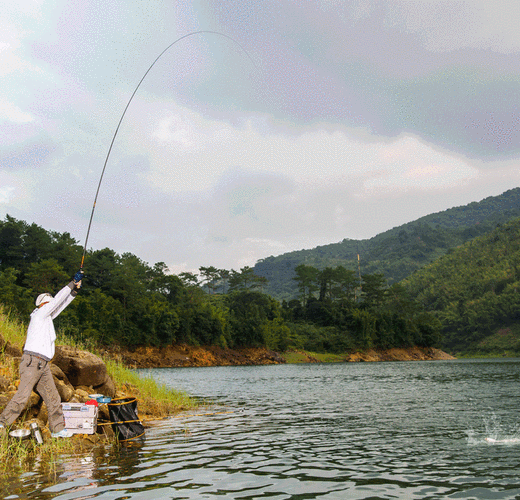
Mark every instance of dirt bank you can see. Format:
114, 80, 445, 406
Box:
107, 344, 288, 368
345, 346, 456, 362
106, 344, 455, 368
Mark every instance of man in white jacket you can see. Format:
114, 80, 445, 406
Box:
0, 270, 83, 438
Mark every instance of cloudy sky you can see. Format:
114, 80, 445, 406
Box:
2, 0, 520, 274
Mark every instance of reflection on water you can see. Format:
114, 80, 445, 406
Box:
3, 359, 520, 499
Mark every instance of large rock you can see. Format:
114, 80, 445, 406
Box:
0, 333, 22, 358
74, 388, 91, 403
0, 374, 9, 392
53, 346, 108, 388
54, 378, 75, 402
50, 363, 70, 385
94, 375, 116, 398
27, 390, 40, 409
4, 344, 22, 358
37, 403, 49, 425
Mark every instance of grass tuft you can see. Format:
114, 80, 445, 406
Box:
105, 358, 196, 416
0, 429, 80, 477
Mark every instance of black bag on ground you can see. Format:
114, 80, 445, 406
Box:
107, 397, 145, 441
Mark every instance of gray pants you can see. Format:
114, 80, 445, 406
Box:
0, 353, 65, 432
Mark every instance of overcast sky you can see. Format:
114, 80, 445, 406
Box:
2, 0, 520, 274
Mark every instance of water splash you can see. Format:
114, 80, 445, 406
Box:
467, 410, 520, 445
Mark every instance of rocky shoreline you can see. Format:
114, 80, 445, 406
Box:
0, 343, 121, 444
105, 344, 456, 368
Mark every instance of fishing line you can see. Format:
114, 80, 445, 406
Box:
80, 30, 258, 269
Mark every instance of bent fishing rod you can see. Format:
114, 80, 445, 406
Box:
80, 30, 257, 270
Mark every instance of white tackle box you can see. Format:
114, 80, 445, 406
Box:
61, 403, 98, 435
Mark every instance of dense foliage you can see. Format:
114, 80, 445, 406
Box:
0, 215, 442, 353
255, 188, 520, 301
402, 218, 520, 354
283, 265, 442, 352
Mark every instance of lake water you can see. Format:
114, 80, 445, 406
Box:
3, 359, 520, 499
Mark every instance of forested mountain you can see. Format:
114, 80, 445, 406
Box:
254, 188, 520, 300
402, 217, 520, 354
0, 215, 441, 354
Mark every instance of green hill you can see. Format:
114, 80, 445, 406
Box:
402, 217, 520, 354
254, 188, 520, 300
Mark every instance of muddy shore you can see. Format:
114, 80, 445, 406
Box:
105, 344, 455, 369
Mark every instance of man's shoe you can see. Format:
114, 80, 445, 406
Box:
51, 429, 73, 438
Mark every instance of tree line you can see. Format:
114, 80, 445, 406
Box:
283, 264, 442, 352
0, 215, 442, 353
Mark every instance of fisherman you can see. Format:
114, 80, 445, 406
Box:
0, 270, 84, 438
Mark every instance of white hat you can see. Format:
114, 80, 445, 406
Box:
35, 293, 52, 307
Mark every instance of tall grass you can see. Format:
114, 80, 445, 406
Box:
105, 358, 196, 416
0, 307, 26, 349
0, 307, 25, 381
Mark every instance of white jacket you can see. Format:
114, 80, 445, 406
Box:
24, 282, 77, 360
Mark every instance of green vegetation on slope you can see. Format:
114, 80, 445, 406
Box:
402, 217, 520, 354
255, 188, 520, 300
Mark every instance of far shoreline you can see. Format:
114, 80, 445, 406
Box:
104, 344, 456, 369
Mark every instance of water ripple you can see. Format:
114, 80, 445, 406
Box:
4, 360, 520, 499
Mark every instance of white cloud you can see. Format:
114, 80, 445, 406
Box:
121, 103, 478, 198
1, 0, 519, 274
0, 98, 34, 123
391, 0, 520, 53
153, 116, 194, 146
363, 136, 477, 193
0, 39, 29, 77
0, 186, 16, 204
